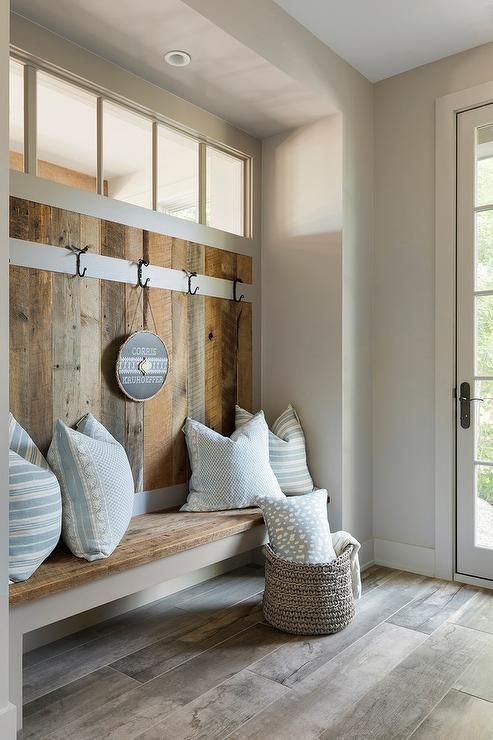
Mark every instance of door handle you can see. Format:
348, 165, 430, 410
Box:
459, 382, 472, 429
458, 381, 493, 428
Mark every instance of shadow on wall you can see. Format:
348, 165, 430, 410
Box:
261, 114, 343, 528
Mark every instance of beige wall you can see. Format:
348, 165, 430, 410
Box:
374, 43, 493, 557
262, 115, 343, 526
187, 0, 375, 553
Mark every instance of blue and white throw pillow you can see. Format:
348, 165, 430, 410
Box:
48, 414, 134, 561
9, 414, 62, 582
256, 488, 336, 564
181, 411, 284, 512
236, 404, 314, 494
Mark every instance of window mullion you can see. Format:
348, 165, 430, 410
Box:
198, 142, 207, 225
23, 65, 37, 175
152, 121, 158, 211
96, 97, 104, 195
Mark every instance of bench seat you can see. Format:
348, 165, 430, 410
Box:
9, 508, 264, 606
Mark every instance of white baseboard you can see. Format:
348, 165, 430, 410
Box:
0, 702, 16, 739
132, 485, 188, 515
23, 550, 260, 654
359, 539, 375, 572
374, 538, 435, 577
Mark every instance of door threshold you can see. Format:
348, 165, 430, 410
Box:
455, 571, 493, 590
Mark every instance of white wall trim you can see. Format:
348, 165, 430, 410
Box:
0, 703, 16, 739
358, 538, 375, 572
9, 238, 255, 303
23, 550, 257, 654
374, 538, 435, 577
435, 80, 493, 581
132, 485, 187, 515
10, 170, 258, 258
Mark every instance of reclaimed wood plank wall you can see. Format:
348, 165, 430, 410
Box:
9, 197, 253, 492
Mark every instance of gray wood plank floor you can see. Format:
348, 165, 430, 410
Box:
19, 564, 493, 740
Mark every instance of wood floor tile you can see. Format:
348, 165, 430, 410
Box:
250, 570, 428, 687
22, 667, 139, 740
43, 623, 291, 740
134, 670, 290, 740
23, 603, 199, 704
231, 622, 426, 740
323, 622, 493, 740
451, 590, 493, 634
387, 579, 476, 634
454, 652, 493, 703
110, 594, 262, 683
410, 689, 493, 739
360, 565, 395, 594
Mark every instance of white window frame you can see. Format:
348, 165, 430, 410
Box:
9, 52, 253, 238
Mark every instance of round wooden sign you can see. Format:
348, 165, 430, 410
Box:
116, 331, 169, 402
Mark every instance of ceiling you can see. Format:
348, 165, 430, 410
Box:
273, 0, 493, 82
10, 0, 334, 138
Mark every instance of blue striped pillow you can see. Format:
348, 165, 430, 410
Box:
9, 414, 62, 582
236, 404, 314, 494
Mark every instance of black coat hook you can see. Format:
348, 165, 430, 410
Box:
138, 259, 150, 288
233, 278, 244, 303
183, 270, 199, 296
68, 244, 89, 278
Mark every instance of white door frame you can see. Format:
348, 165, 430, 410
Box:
435, 80, 493, 585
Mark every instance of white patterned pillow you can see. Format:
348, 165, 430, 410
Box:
181, 412, 284, 512
9, 414, 62, 582
48, 414, 134, 561
236, 404, 314, 494
256, 488, 336, 564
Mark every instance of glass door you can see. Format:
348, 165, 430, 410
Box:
457, 103, 493, 580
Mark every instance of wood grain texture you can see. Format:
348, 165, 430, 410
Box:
10, 199, 253, 492
22, 667, 139, 740
44, 623, 288, 740
410, 689, 493, 740
19, 566, 493, 740
143, 287, 173, 490
324, 622, 493, 740
234, 623, 426, 740
138, 670, 288, 740
9, 509, 263, 606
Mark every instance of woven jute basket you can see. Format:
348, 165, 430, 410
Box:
262, 543, 355, 635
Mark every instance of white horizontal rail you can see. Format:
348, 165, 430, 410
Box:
9, 238, 254, 303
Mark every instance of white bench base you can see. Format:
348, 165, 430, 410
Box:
10, 525, 267, 729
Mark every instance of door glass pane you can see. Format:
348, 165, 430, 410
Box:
157, 125, 198, 221
103, 101, 152, 209
38, 72, 97, 190
477, 123, 493, 207
476, 465, 493, 548
206, 147, 244, 236
475, 380, 493, 461
9, 59, 24, 172
476, 210, 493, 290
475, 295, 493, 375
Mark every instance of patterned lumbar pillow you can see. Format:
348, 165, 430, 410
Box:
256, 488, 336, 564
236, 404, 314, 494
9, 414, 62, 582
181, 411, 284, 512
48, 414, 134, 561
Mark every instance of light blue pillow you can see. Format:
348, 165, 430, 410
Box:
236, 404, 314, 494
48, 414, 134, 561
256, 488, 336, 564
181, 411, 284, 512
9, 414, 62, 582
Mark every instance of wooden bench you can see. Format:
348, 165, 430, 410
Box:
9, 508, 266, 727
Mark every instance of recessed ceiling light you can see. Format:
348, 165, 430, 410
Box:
164, 50, 191, 67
